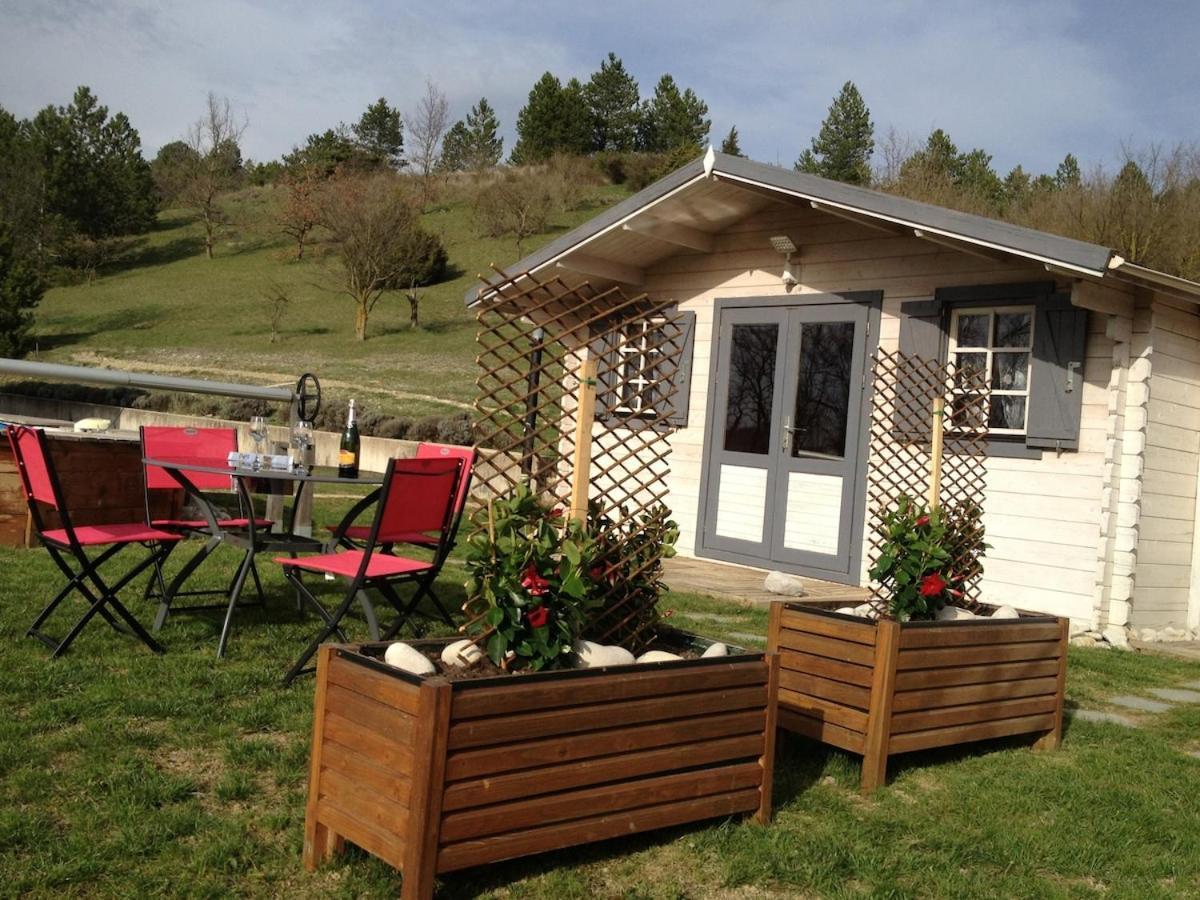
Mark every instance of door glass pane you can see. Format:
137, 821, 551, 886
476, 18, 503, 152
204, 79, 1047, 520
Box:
724, 323, 778, 454
791, 321, 854, 459
995, 311, 1032, 347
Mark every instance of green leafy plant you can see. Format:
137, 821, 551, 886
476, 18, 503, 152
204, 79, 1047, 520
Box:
586, 501, 679, 641
463, 485, 601, 671
868, 496, 986, 621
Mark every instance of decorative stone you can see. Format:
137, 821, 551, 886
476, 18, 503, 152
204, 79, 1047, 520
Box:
1148, 688, 1200, 703
990, 605, 1020, 619
763, 571, 807, 597
1103, 625, 1131, 649
1109, 695, 1172, 713
701, 642, 728, 658
936, 606, 977, 621
636, 650, 683, 664
383, 641, 435, 676
441, 639, 483, 668
834, 606, 861, 616
853, 603, 881, 620
1071, 636, 1099, 648
1160, 626, 1190, 642
574, 641, 635, 668
1138, 628, 1159, 643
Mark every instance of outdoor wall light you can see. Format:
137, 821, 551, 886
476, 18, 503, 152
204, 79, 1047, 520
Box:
770, 235, 798, 290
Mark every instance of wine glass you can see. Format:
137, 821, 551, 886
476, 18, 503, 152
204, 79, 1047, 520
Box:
291, 420, 313, 474
249, 416, 267, 469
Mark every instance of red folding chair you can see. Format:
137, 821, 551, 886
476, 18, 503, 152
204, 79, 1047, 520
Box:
6, 425, 182, 657
278, 456, 462, 684
139, 426, 272, 631
326, 442, 475, 622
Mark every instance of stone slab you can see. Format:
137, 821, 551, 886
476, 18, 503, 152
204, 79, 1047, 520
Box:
727, 631, 767, 646
1148, 688, 1200, 704
1071, 709, 1140, 728
1108, 695, 1173, 713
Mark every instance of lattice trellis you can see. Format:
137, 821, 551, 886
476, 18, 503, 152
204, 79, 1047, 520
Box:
865, 350, 991, 614
466, 267, 687, 651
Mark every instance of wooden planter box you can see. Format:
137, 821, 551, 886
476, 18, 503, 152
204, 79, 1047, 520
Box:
303, 633, 779, 899
768, 602, 1068, 793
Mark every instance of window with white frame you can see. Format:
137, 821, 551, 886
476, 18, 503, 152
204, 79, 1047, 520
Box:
615, 318, 664, 417
947, 306, 1035, 435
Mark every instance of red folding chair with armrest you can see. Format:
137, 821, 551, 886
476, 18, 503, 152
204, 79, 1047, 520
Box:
6, 425, 181, 657
278, 456, 462, 684
139, 426, 273, 631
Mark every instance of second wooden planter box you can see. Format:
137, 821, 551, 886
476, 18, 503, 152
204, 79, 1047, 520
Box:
303, 633, 778, 899
768, 602, 1068, 793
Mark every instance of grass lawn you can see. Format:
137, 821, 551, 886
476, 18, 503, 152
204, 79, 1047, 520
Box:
2, 513, 1200, 898
16, 181, 629, 421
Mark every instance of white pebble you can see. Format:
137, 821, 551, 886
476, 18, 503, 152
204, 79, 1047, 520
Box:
573, 641, 634, 668
990, 605, 1020, 619
441, 639, 483, 668
383, 641, 435, 675
701, 642, 728, 658
936, 606, 977, 621
834, 606, 861, 616
636, 650, 683, 664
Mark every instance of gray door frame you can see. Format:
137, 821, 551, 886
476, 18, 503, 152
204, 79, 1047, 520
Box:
695, 291, 883, 585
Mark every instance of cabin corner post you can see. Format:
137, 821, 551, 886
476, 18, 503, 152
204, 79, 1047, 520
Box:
1034, 617, 1070, 751
755, 653, 781, 825
303, 645, 344, 870
401, 678, 453, 900
861, 619, 901, 793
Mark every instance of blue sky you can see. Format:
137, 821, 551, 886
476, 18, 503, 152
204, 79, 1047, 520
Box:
1, 0, 1196, 176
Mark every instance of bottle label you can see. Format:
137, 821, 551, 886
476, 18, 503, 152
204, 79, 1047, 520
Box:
338, 449, 357, 466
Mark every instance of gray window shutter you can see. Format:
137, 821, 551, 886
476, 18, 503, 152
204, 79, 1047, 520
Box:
897, 299, 944, 362
666, 311, 697, 428
1026, 293, 1087, 450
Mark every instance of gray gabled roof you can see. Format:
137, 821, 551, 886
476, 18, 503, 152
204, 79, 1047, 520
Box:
466, 150, 1193, 304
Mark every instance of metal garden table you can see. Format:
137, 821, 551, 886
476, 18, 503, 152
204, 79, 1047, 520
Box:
143, 457, 385, 657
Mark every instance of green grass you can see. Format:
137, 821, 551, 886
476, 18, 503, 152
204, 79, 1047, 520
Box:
2, 515, 1200, 898
20, 182, 629, 420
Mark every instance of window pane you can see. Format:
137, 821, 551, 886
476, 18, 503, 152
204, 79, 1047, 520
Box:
948, 392, 988, 430
994, 352, 1029, 390
956, 314, 989, 347
791, 321, 854, 458
995, 311, 1031, 348
989, 395, 1026, 430
724, 323, 778, 454
954, 352, 987, 387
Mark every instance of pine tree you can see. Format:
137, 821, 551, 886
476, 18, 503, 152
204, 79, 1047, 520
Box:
0, 221, 43, 359
583, 52, 641, 152
720, 125, 743, 157
558, 79, 593, 156
795, 81, 874, 185
438, 121, 471, 172
1055, 153, 1081, 188
463, 98, 503, 170
639, 74, 710, 152
352, 97, 404, 169
512, 74, 592, 164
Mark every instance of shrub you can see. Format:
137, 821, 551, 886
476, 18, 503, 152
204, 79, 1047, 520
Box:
436, 412, 474, 446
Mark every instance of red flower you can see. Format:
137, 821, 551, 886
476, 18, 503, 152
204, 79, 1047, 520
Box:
589, 565, 605, 581
520, 564, 550, 597
915, 515, 930, 527
548, 507, 564, 519
919, 572, 947, 597
526, 605, 549, 628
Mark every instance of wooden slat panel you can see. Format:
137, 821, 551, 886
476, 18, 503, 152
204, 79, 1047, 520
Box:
324, 712, 414, 775
445, 709, 764, 781
319, 768, 408, 832
451, 661, 767, 719
440, 762, 762, 843
437, 788, 761, 873
441, 733, 763, 811
895, 641, 1062, 670
891, 695, 1058, 734
776, 688, 869, 732
887, 713, 1057, 754
327, 657, 421, 715
774, 630, 875, 666
897, 621, 1063, 649
449, 684, 766, 750
321, 739, 411, 807
325, 684, 415, 745
777, 708, 866, 753
779, 610, 877, 646
893, 677, 1060, 712
894, 658, 1059, 690
777, 650, 874, 687
778, 669, 871, 710
316, 798, 406, 869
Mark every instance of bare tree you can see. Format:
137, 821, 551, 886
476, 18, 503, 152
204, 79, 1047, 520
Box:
276, 164, 322, 260
405, 278, 421, 329
408, 79, 449, 207
180, 93, 247, 259
260, 282, 291, 342
472, 169, 560, 255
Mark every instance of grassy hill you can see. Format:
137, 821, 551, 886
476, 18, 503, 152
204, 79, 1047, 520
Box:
24, 179, 629, 421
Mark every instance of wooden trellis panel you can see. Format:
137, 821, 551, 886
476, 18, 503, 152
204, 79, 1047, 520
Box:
865, 350, 990, 614
468, 267, 687, 651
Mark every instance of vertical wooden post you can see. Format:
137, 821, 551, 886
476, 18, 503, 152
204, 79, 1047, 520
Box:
402, 678, 453, 900
303, 645, 344, 870
861, 619, 901, 794
1034, 617, 1070, 751
568, 352, 599, 524
766, 600, 784, 654
928, 395, 945, 510
755, 654, 781, 825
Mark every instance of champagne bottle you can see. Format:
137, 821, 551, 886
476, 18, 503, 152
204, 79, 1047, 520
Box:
338, 399, 361, 478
